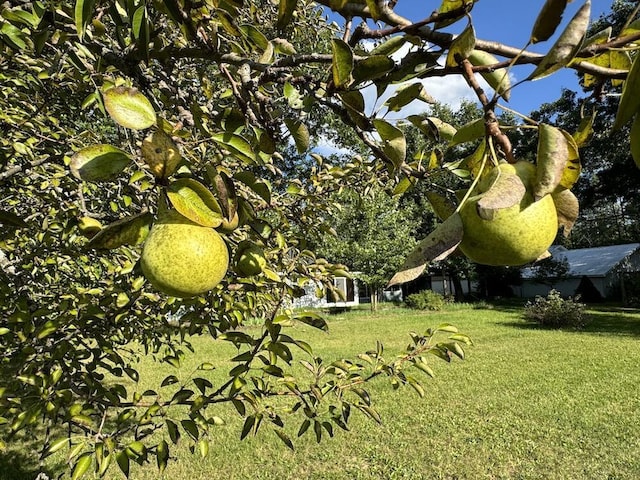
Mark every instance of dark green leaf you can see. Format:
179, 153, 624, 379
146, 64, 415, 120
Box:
277, 0, 298, 30
70, 144, 131, 182
85, 211, 152, 250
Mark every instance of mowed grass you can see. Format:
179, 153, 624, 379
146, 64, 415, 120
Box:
4, 303, 640, 479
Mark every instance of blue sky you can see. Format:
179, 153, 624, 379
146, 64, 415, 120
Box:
329, 1, 616, 115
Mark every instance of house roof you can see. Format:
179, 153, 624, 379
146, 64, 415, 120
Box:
522, 243, 640, 278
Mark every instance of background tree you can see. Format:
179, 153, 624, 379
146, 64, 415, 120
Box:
316, 186, 416, 310
1, 0, 639, 477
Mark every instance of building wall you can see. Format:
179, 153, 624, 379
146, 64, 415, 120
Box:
291, 277, 360, 309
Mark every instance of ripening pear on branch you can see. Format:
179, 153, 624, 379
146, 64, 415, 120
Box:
140, 208, 229, 298
459, 161, 559, 266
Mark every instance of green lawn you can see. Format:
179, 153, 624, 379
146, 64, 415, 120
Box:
4, 303, 640, 479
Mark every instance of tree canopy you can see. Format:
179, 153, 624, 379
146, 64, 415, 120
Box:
1, 0, 640, 477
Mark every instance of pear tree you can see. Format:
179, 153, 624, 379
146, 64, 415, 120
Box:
1, 0, 640, 477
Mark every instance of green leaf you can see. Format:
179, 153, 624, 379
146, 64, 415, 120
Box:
277, 0, 298, 30
211, 132, 257, 164
166, 178, 223, 228
293, 311, 328, 331
103, 86, 156, 130
613, 52, 640, 130
284, 119, 310, 154
370, 35, 410, 56
373, 119, 406, 170
181, 419, 199, 440
572, 109, 596, 147
446, 23, 476, 67
331, 38, 353, 88
408, 115, 457, 141
534, 124, 570, 199
116, 450, 130, 478
388, 213, 463, 286
70, 144, 131, 182
385, 83, 435, 112
74, 0, 96, 41
352, 55, 395, 85
85, 211, 152, 250
0, 22, 28, 50
240, 24, 269, 50
71, 452, 92, 480
467, 50, 511, 101
528, 0, 591, 80
530, 0, 569, 43
274, 429, 295, 450
240, 415, 255, 440
156, 440, 169, 473
450, 118, 485, 146
435, 0, 474, 28
234, 171, 272, 205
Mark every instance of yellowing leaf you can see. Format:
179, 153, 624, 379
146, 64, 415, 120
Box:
141, 129, 181, 179
529, 0, 591, 80
166, 178, 223, 228
530, 0, 569, 44
552, 189, 579, 236
388, 213, 463, 286
331, 39, 353, 88
534, 124, 569, 199
70, 144, 131, 182
103, 86, 156, 130
467, 49, 511, 101
613, 52, 640, 130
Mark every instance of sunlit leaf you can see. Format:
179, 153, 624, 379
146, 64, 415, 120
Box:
534, 124, 569, 199
74, 0, 96, 41
211, 132, 257, 164
141, 129, 182, 179
436, 0, 474, 28
408, 115, 457, 141
450, 118, 484, 146
552, 189, 579, 235
446, 23, 476, 67
385, 83, 435, 112
373, 119, 406, 170
476, 172, 526, 220
572, 109, 596, 147
468, 49, 511, 101
71, 452, 92, 480
331, 39, 353, 88
528, 1, 591, 80
103, 86, 156, 130
388, 213, 463, 286
166, 178, 223, 228
613, 51, 640, 130
70, 144, 131, 182
234, 171, 272, 205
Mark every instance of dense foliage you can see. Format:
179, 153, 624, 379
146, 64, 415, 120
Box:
405, 290, 450, 311
1, 0, 639, 477
524, 289, 587, 329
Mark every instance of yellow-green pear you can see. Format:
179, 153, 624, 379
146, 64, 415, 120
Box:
459, 160, 558, 266
234, 244, 266, 277
141, 209, 229, 297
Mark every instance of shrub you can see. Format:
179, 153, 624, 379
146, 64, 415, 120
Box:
523, 289, 586, 329
405, 290, 448, 311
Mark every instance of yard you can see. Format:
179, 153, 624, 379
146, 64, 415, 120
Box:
4, 303, 640, 480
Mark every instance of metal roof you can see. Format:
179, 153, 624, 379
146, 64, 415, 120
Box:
523, 243, 640, 278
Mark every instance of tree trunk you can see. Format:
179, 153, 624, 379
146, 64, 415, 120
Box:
370, 288, 378, 311
451, 273, 465, 302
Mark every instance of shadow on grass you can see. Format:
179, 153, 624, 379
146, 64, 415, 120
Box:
0, 430, 63, 480
497, 306, 640, 337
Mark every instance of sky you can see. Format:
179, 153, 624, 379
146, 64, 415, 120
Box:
328, 0, 617, 117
